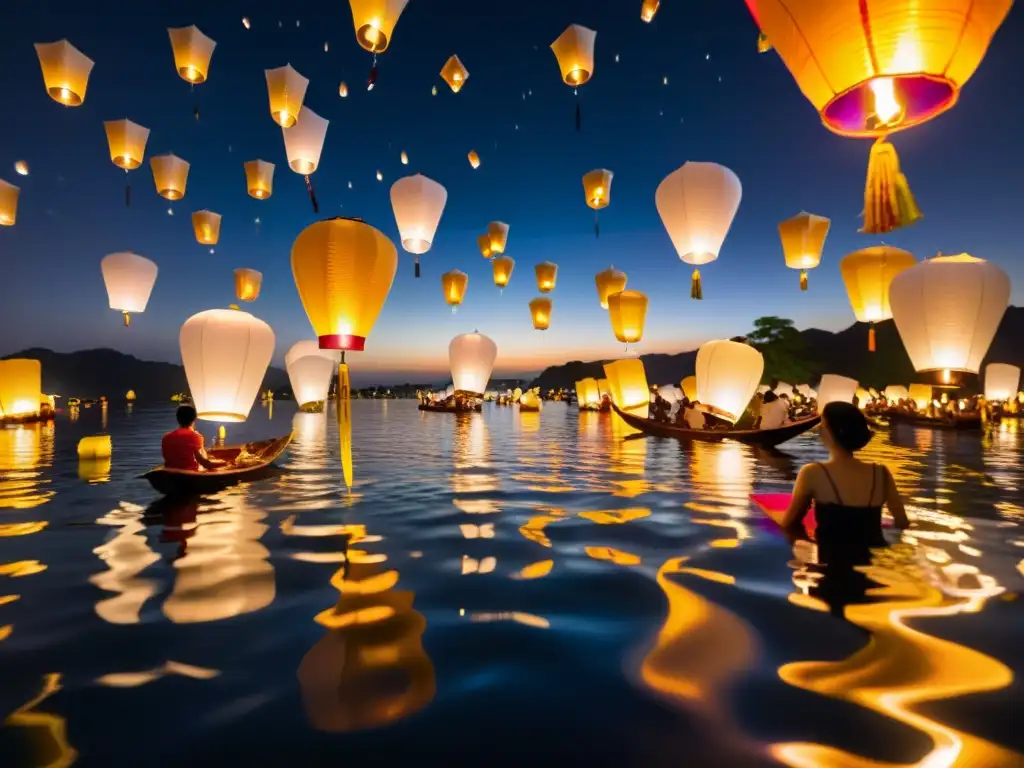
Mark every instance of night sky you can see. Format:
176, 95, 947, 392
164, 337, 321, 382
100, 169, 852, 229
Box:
1, 1, 1022, 386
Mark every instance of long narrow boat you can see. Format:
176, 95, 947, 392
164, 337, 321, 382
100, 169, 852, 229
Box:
884, 411, 982, 431
611, 404, 820, 449
141, 433, 293, 496
418, 402, 482, 413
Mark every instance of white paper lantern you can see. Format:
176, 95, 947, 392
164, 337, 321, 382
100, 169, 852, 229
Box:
695, 340, 763, 423
449, 332, 497, 395
180, 308, 275, 422
101, 252, 158, 324
285, 340, 340, 409
883, 385, 909, 403
390, 174, 447, 254
889, 254, 1010, 374
816, 374, 859, 411
282, 106, 328, 175
655, 161, 742, 267
984, 363, 1020, 402
774, 382, 794, 398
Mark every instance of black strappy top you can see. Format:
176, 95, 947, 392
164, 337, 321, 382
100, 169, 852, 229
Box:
814, 463, 887, 566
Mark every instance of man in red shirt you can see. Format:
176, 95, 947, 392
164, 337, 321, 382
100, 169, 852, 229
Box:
161, 405, 227, 471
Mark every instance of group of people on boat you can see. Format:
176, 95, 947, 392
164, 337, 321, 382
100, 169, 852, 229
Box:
862, 392, 1004, 425
647, 384, 811, 431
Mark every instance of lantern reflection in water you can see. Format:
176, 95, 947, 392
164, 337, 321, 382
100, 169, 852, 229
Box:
90, 502, 160, 624
687, 440, 754, 516
4, 674, 78, 768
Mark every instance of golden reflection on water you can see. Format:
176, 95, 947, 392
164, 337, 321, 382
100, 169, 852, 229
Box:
0, 422, 55, 509
90, 502, 160, 624
97, 660, 221, 688
3, 673, 77, 768
686, 440, 754, 514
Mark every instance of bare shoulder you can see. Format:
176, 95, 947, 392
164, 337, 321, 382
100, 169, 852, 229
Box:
796, 462, 821, 488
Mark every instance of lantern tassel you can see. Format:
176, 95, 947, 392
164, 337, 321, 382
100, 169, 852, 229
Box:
757, 32, 772, 54
690, 268, 702, 300
367, 54, 378, 91
414, 255, 421, 278
304, 175, 319, 213
860, 136, 922, 235
868, 325, 876, 352
122, 311, 130, 328
799, 269, 808, 291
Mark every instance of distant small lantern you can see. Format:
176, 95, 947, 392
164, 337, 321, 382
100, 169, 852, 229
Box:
607, 290, 648, 346
0, 180, 20, 226
265, 64, 309, 128
192, 210, 222, 246
282, 105, 328, 212
14, 161, 28, 176
529, 298, 553, 330
492, 256, 515, 290
488, 221, 509, 254
390, 173, 448, 277
34, 40, 94, 106
550, 24, 596, 130
468, 150, 480, 169
244, 159, 275, 200
440, 55, 469, 92
641, 0, 660, 23
534, 262, 558, 293
167, 25, 216, 84
477, 234, 492, 259
400, 150, 409, 165
339, 81, 349, 98
442, 269, 469, 312
101, 251, 158, 326
595, 266, 627, 309
234, 268, 263, 302
150, 153, 190, 201
778, 211, 831, 291
582, 168, 613, 236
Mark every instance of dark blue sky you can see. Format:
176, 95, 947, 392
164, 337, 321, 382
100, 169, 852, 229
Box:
1, 1, 1021, 385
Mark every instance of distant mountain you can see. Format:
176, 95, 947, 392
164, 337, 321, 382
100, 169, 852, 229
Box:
2, 348, 290, 402
530, 306, 1024, 392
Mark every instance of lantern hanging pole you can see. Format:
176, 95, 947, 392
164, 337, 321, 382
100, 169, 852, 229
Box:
304, 175, 319, 213
192, 82, 200, 121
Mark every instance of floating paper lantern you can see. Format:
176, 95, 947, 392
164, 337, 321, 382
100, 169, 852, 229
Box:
681, 375, 697, 401
840, 245, 916, 350
550, 24, 596, 130
746, 1, 1011, 235
582, 169, 613, 236
77, 435, 112, 459
34, 40, 94, 106
641, 0, 660, 22
285, 340, 340, 409
440, 55, 469, 93
442, 270, 468, 311
150, 154, 190, 201
282, 106, 328, 212
607, 290, 648, 345
984, 363, 1020, 402
0, 180, 20, 226
595, 266, 627, 309
492, 256, 514, 289
655, 161, 741, 299
167, 25, 216, 84
243, 159, 274, 200
14, 161, 28, 176
535, 262, 557, 293
778, 211, 830, 291
450, 332, 497, 395
597, 378, 610, 401
180, 308, 275, 423
291, 217, 398, 351
390, 173, 447, 277
265, 64, 309, 128
477, 234, 492, 259
695, 339, 764, 424
126, 390, 136, 402
488, 221, 509, 254
577, 378, 601, 408
520, 390, 541, 410
884, 385, 909, 404
101, 251, 158, 326
400, 151, 408, 165
908, 383, 933, 410
339, 81, 349, 98
349, 0, 408, 53
603, 358, 649, 413
104, 119, 150, 171
529, 298, 552, 330
816, 374, 859, 411
192, 210, 222, 246
468, 150, 480, 169
0, 359, 42, 418
234, 268, 263, 302
889, 254, 1010, 374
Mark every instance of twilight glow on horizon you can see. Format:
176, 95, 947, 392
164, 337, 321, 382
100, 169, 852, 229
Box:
1, 1, 1022, 386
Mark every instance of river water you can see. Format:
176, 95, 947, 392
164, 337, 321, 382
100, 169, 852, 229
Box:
1, 400, 1022, 767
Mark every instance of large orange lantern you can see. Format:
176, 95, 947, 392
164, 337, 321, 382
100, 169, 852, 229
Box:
529, 298, 552, 331
440, 55, 469, 93
234, 268, 263, 302
487, 221, 509, 254
0, 180, 20, 226
442, 270, 468, 312
150, 154, 190, 201
778, 211, 830, 291
607, 290, 648, 346
192, 210, 222, 247
390, 173, 448, 277
265, 64, 309, 128
535, 262, 557, 293
641, 0, 660, 22
746, 1, 1012, 235
492, 256, 514, 290
550, 24, 596, 130
349, 0, 409, 89
582, 169, 613, 236
244, 160, 275, 200
282, 106, 329, 213
477, 234, 492, 259
595, 266, 627, 310
34, 40, 94, 106
104, 119, 150, 207
839, 245, 915, 351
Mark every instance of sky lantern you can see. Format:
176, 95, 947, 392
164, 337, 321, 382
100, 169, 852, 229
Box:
0, 180, 20, 226
550, 24, 596, 130
681, 375, 697, 401
282, 106, 328, 212
778, 211, 830, 291
104, 119, 150, 207
529, 298, 552, 330
595, 266, 627, 310
285, 340, 340, 410
440, 55, 469, 93
265, 64, 309, 128
695, 339, 764, 424
390, 173, 448, 278
817, 374, 859, 411
984, 363, 1020, 402
168, 25, 216, 119
607, 290, 648, 348
477, 234, 492, 259
450, 332, 498, 395
492, 256, 514, 291
0, 359, 42, 419
348, 0, 409, 88
487, 221, 509, 254
34, 40, 94, 106
441, 270, 468, 312
746, 2, 1012, 235
840, 245, 915, 351
468, 150, 481, 169
889, 254, 1010, 376
535, 262, 557, 293
582, 169, 613, 236
908, 383, 933, 410
603, 358, 649, 415
234, 268, 263, 302
641, 0, 660, 23
884, 385, 909, 403
192, 210, 222, 248
577, 378, 601, 408
655, 161, 741, 300
401, 151, 409, 165
339, 81, 349, 98
150, 154, 190, 201
180, 308, 275, 423
14, 161, 28, 176
244, 159, 275, 200
100, 251, 158, 327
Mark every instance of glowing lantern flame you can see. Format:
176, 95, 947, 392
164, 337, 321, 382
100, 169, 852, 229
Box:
234, 269, 263, 302
265, 64, 309, 128
534, 262, 558, 293
529, 298, 552, 330
550, 24, 596, 87
487, 221, 509, 254
440, 55, 469, 92
441, 270, 468, 310
492, 256, 514, 289
244, 160, 275, 200
34, 40, 94, 106
641, 0, 660, 22
349, 0, 408, 54
192, 210, 222, 246
104, 119, 150, 171
150, 154, 190, 201
167, 25, 216, 84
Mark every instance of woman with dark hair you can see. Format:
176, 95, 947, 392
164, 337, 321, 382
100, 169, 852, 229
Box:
781, 402, 909, 566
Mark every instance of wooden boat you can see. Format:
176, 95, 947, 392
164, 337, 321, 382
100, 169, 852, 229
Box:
884, 410, 981, 431
418, 402, 481, 413
141, 433, 293, 496
611, 404, 821, 448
